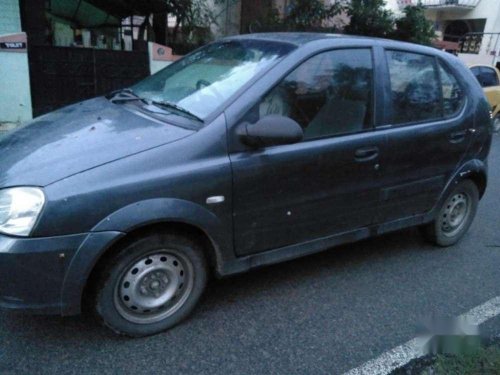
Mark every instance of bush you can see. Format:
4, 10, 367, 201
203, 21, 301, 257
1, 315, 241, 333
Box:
393, 4, 436, 45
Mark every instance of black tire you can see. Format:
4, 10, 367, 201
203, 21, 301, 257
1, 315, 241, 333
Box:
493, 114, 500, 133
91, 232, 208, 337
420, 179, 479, 247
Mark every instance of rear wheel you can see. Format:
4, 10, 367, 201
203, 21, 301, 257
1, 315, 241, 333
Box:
494, 114, 500, 133
92, 232, 207, 337
420, 180, 479, 247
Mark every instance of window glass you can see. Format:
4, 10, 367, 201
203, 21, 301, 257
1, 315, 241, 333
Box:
246, 49, 373, 140
439, 62, 464, 116
132, 40, 295, 120
470, 66, 481, 81
386, 51, 441, 124
480, 67, 499, 87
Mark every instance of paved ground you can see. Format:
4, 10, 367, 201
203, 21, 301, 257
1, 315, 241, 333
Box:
0, 135, 499, 375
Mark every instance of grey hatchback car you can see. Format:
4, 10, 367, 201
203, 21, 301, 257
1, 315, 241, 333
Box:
0, 33, 492, 336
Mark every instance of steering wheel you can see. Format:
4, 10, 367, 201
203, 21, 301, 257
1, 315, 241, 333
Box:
196, 79, 224, 101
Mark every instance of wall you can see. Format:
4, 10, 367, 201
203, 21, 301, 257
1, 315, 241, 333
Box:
0, 0, 22, 34
148, 42, 175, 74
0, 0, 33, 124
417, 0, 500, 65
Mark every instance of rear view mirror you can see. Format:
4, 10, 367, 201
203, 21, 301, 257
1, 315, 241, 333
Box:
237, 115, 303, 148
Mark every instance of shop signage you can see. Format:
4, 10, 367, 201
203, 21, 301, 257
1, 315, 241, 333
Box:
0, 33, 27, 53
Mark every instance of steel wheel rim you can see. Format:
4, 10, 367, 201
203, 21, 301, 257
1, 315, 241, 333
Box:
440, 191, 471, 237
113, 250, 194, 324
494, 116, 500, 133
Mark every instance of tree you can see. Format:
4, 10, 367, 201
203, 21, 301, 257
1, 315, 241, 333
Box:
284, 0, 344, 31
393, 4, 435, 45
343, 0, 395, 38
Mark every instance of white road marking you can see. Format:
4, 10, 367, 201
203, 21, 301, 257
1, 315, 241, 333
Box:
343, 296, 500, 375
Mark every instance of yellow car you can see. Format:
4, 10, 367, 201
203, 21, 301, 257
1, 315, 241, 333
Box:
470, 65, 500, 132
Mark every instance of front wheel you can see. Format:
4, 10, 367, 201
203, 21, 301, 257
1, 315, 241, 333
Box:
92, 232, 208, 337
420, 180, 479, 247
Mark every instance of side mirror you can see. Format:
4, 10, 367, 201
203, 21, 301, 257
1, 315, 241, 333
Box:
237, 115, 303, 148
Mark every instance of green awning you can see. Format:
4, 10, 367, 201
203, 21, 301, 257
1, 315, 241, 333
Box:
47, 0, 170, 28
48, 0, 121, 27
86, 0, 170, 17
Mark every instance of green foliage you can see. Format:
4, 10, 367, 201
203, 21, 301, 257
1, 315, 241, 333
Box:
252, 0, 343, 32
422, 346, 500, 375
343, 0, 395, 38
284, 0, 343, 30
393, 4, 435, 45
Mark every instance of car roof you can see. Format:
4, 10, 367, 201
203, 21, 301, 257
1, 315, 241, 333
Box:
225, 32, 450, 59
226, 32, 344, 46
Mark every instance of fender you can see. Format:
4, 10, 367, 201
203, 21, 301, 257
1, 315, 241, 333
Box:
423, 158, 487, 223
61, 198, 233, 315
91, 198, 232, 269
91, 198, 227, 246
61, 231, 124, 315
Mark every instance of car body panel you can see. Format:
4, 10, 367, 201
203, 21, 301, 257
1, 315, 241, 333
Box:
0, 33, 492, 315
0, 97, 194, 187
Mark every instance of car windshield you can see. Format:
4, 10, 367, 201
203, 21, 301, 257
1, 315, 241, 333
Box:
131, 40, 296, 121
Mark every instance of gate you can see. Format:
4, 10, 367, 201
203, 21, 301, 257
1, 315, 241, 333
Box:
28, 46, 149, 116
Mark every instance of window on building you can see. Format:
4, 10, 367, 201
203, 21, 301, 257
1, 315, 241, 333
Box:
247, 48, 373, 140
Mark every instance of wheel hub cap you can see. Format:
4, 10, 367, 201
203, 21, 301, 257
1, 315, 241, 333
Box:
441, 192, 470, 237
114, 251, 193, 324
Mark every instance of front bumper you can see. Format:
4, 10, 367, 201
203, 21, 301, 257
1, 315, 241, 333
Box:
0, 231, 123, 315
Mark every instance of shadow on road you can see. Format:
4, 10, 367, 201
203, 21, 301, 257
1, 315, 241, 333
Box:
1, 226, 435, 341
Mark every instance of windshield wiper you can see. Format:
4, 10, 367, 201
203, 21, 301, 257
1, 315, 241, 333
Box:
150, 100, 203, 123
108, 88, 147, 104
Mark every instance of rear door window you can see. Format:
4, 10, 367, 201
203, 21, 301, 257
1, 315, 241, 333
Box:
386, 50, 441, 124
438, 61, 464, 116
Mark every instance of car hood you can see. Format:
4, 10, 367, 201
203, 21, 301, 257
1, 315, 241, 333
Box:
0, 97, 194, 187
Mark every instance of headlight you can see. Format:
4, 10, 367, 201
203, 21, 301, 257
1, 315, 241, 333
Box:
0, 187, 45, 236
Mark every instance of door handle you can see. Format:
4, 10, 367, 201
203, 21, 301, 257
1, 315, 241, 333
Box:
354, 146, 379, 162
449, 130, 467, 143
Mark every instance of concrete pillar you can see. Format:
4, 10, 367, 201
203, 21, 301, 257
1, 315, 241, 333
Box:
0, 0, 33, 125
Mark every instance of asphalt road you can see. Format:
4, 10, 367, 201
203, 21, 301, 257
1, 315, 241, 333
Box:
1, 135, 499, 375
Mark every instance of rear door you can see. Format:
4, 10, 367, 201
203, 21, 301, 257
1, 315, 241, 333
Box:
376, 49, 472, 223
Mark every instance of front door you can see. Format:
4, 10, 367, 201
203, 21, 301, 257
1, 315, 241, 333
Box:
229, 48, 385, 256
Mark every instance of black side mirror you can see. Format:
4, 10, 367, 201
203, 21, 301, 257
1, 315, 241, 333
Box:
237, 115, 303, 148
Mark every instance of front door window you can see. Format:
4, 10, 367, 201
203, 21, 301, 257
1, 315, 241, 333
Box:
245, 48, 374, 140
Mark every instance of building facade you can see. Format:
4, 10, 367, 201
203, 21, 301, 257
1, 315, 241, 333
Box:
392, 0, 500, 65
0, 0, 32, 125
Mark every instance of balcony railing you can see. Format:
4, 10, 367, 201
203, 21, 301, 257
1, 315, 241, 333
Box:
397, 0, 481, 9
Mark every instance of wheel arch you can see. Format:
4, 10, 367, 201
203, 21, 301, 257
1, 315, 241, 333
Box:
61, 198, 232, 316
81, 221, 220, 312
468, 170, 487, 198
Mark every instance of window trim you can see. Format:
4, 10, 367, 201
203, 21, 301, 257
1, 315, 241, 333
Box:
241, 46, 377, 144
437, 58, 467, 118
381, 49, 467, 129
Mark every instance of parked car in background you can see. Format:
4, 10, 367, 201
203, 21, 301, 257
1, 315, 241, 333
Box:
0, 33, 492, 337
470, 64, 500, 132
